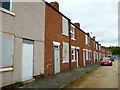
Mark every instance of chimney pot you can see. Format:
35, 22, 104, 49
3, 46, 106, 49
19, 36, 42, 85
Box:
74, 23, 80, 29
50, 1, 59, 11
87, 33, 90, 36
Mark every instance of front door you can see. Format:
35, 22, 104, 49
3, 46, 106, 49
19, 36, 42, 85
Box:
54, 45, 60, 74
83, 49, 86, 66
94, 51, 95, 63
21, 39, 33, 81
76, 50, 79, 67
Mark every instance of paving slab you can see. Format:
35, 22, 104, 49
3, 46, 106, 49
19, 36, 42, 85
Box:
18, 62, 100, 88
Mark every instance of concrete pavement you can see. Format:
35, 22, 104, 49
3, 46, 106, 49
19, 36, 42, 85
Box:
20, 62, 100, 88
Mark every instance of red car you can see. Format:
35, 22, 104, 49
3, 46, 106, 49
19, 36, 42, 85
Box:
101, 57, 112, 66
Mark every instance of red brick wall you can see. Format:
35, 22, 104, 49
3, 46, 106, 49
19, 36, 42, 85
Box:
70, 26, 77, 69
44, 1, 106, 77
84, 35, 92, 65
45, 4, 70, 77
75, 25, 86, 67
91, 38, 95, 63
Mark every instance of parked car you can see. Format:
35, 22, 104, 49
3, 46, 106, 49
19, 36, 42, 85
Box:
101, 57, 112, 66
108, 56, 114, 61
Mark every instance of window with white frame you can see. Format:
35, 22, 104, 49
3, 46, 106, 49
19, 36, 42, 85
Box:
0, 0, 12, 11
0, 32, 14, 69
96, 43, 98, 50
71, 46, 75, 62
85, 35, 88, 45
89, 50, 92, 60
88, 37, 90, 46
62, 17, 68, 36
95, 52, 97, 60
71, 25, 75, 40
86, 49, 88, 60
62, 42, 69, 63
85, 35, 90, 46
99, 53, 101, 60
97, 52, 99, 60
99, 45, 101, 50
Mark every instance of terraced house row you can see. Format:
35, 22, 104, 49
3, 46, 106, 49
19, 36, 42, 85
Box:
0, 0, 112, 87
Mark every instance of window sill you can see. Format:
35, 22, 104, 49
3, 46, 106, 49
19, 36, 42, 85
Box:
71, 38, 76, 41
0, 7, 15, 16
62, 33, 69, 37
71, 60, 76, 62
0, 67, 13, 73
62, 61, 69, 64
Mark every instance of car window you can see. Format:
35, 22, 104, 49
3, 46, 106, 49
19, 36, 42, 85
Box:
103, 58, 110, 60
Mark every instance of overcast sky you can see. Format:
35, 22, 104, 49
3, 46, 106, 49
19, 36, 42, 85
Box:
46, 0, 119, 47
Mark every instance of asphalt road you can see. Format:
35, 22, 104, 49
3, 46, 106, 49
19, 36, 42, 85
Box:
64, 60, 119, 88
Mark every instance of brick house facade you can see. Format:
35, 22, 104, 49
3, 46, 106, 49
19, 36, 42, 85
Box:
0, 0, 112, 87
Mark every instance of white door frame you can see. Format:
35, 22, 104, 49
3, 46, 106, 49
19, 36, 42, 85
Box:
83, 49, 86, 66
76, 47, 79, 67
53, 41, 60, 74
94, 51, 96, 63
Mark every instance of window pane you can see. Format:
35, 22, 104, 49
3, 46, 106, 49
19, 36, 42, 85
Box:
86, 49, 88, 60
86, 35, 88, 44
62, 17, 68, 35
0, 0, 10, 10
72, 55, 74, 60
0, 1, 2, 7
72, 50, 73, 54
0, 33, 14, 68
71, 26, 75, 39
71, 48, 75, 60
63, 42, 69, 62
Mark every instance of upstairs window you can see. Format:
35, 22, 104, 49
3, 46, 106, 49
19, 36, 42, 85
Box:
71, 25, 75, 40
99, 45, 101, 50
62, 17, 68, 36
85, 35, 90, 46
88, 37, 90, 46
102, 48, 105, 52
96, 43, 98, 50
85, 35, 88, 45
0, 0, 12, 11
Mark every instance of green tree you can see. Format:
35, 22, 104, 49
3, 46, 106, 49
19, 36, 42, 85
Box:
109, 46, 120, 55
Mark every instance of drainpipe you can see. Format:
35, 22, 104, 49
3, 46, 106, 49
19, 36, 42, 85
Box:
69, 20, 71, 69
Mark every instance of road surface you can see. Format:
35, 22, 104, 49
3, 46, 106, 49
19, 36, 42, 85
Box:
64, 60, 119, 88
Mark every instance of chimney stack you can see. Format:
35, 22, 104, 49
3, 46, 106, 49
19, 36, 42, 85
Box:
87, 33, 90, 37
50, 2, 59, 11
74, 23, 80, 29
93, 36, 95, 40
